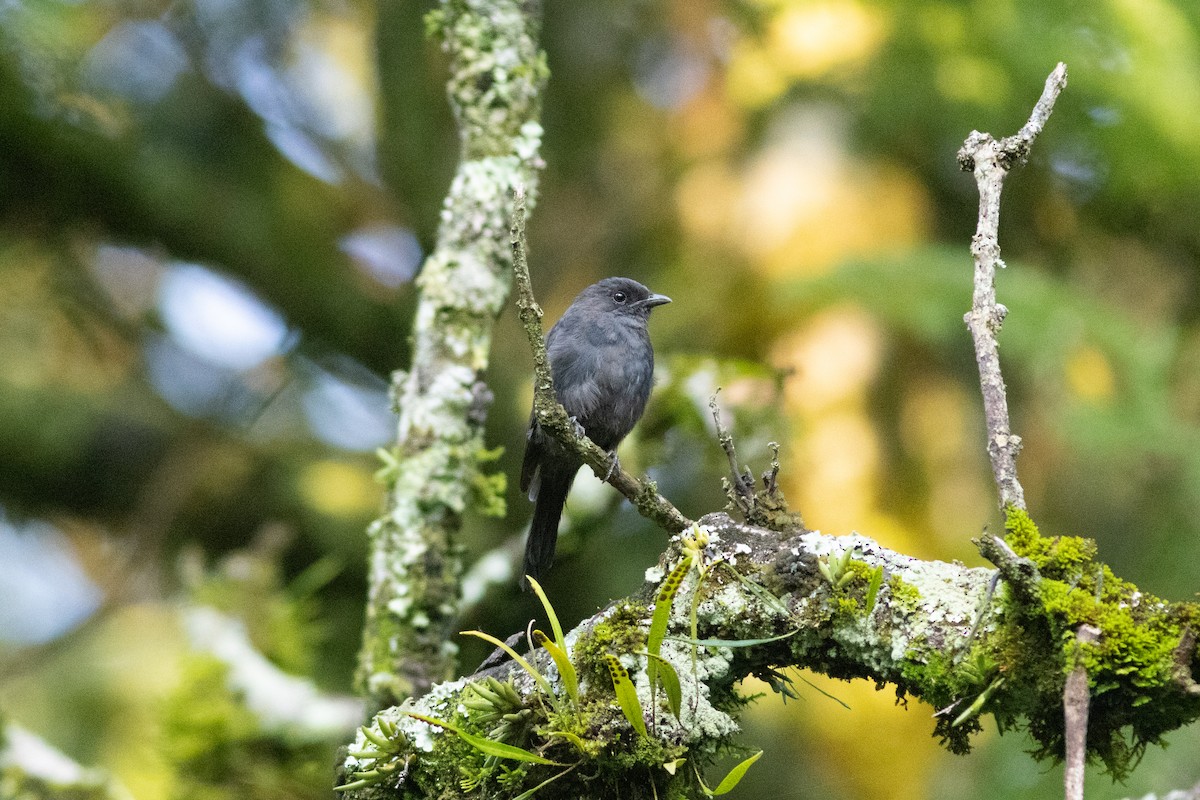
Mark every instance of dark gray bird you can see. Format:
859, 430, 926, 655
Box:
519, 277, 671, 587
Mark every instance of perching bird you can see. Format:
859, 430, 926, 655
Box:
519, 277, 671, 588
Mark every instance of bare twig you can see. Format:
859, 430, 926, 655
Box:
1064, 624, 1101, 800
510, 187, 692, 534
709, 391, 755, 517
958, 62, 1068, 512
974, 531, 1042, 605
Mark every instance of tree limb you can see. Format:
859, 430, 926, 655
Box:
356, 0, 548, 710
337, 513, 1200, 798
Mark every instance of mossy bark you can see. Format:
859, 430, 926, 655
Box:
356, 0, 548, 710
339, 512, 1200, 798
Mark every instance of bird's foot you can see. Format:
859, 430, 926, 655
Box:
604, 451, 621, 482
569, 416, 587, 440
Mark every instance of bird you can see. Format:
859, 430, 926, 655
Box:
519, 277, 671, 588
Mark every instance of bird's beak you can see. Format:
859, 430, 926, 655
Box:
641, 293, 672, 309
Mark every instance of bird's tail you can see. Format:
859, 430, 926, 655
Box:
521, 468, 575, 590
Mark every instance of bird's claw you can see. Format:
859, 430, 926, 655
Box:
569, 416, 586, 440
603, 451, 620, 482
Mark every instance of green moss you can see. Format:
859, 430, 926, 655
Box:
886, 574, 921, 612
1004, 505, 1097, 580
993, 506, 1200, 779
572, 603, 650, 690
467, 444, 507, 518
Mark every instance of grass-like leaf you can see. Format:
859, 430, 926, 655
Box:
402, 712, 562, 765
525, 576, 566, 650
864, 564, 884, 616
546, 730, 589, 753
794, 672, 851, 710
462, 630, 553, 699
512, 763, 579, 800
696, 750, 763, 796
665, 630, 798, 648
951, 676, 1005, 728
532, 629, 578, 706
717, 561, 790, 616
603, 654, 647, 738
641, 652, 683, 719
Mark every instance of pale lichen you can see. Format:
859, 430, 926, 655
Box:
356, 0, 548, 710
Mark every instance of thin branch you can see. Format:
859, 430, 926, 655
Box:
974, 531, 1042, 605
709, 391, 755, 518
1064, 624, 1101, 800
510, 187, 692, 534
957, 62, 1068, 512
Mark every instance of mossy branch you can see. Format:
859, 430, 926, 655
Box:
0, 718, 132, 800
356, 0, 548, 710
509, 187, 692, 534
338, 512, 1200, 798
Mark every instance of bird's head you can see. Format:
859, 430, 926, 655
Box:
580, 277, 672, 319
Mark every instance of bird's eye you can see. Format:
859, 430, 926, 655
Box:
613, 291, 627, 304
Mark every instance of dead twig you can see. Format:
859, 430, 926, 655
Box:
957, 62, 1068, 512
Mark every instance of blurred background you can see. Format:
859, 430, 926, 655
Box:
1, 0, 1199, 797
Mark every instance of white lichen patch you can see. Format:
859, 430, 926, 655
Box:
631, 639, 739, 744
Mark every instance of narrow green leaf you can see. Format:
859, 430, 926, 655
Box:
533, 629, 579, 706
456, 729, 561, 765
864, 565, 884, 616
648, 555, 694, 658
696, 751, 764, 796
664, 630, 798, 648
794, 673, 851, 710
525, 576, 567, 652
402, 713, 562, 765
647, 554, 692, 713
546, 730, 589, 753
360, 725, 394, 750
346, 748, 385, 759
603, 654, 647, 738
333, 779, 371, 792
718, 562, 791, 616
641, 652, 683, 719
462, 630, 552, 698
951, 677, 1005, 728
512, 763, 579, 800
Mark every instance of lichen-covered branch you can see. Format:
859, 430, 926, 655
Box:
185, 607, 364, 738
509, 188, 692, 534
0, 718, 131, 800
957, 62, 1068, 513
357, 0, 548, 709
338, 511, 1200, 798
